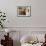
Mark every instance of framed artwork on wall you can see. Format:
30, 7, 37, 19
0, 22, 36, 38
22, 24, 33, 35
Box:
17, 6, 31, 17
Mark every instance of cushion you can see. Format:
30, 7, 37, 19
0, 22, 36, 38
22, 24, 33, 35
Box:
20, 35, 37, 43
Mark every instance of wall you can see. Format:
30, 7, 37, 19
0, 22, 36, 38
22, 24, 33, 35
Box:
0, 0, 46, 27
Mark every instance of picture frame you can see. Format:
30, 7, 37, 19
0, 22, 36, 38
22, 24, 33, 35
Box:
17, 6, 31, 17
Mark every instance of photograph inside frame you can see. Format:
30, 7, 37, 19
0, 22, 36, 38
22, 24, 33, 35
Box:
17, 6, 31, 16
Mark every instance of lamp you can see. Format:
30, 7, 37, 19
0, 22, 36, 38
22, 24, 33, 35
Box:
5, 29, 9, 33
5, 29, 10, 37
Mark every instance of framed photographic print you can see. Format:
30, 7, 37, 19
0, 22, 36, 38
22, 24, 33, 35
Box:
17, 6, 31, 17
